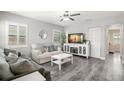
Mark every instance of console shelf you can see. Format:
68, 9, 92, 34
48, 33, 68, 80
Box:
63, 42, 90, 58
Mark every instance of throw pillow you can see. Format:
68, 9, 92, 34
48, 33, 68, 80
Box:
40, 47, 46, 54
4, 48, 17, 56
8, 52, 18, 58
47, 46, 51, 52
42, 46, 48, 53
10, 58, 33, 75
53, 46, 58, 51
5, 52, 18, 64
51, 45, 55, 51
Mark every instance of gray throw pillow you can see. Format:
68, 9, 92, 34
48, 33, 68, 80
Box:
51, 45, 54, 51
0, 62, 14, 80
10, 58, 33, 75
4, 48, 17, 56
53, 45, 58, 51
5, 53, 18, 64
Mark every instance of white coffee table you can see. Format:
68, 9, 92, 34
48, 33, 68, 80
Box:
51, 53, 73, 70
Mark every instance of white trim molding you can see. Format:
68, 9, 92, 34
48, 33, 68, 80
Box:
100, 57, 106, 60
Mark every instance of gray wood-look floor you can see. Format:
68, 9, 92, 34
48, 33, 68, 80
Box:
42, 53, 124, 81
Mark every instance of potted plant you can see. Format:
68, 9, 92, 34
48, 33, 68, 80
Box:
61, 32, 66, 51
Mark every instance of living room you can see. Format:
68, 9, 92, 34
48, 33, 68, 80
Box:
0, 11, 124, 81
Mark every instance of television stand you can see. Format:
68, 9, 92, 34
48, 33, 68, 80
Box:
63, 42, 90, 58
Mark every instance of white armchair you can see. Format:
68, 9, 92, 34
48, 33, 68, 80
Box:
31, 43, 62, 64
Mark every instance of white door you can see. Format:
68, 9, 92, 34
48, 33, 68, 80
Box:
88, 27, 101, 58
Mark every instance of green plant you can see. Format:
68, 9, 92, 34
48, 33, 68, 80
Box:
61, 32, 66, 50
61, 32, 66, 44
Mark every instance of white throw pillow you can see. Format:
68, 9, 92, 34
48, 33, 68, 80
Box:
8, 52, 18, 58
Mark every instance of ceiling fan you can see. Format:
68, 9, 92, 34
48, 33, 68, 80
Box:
60, 11, 80, 22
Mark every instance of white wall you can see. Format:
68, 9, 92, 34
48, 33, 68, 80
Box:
0, 12, 64, 56
65, 17, 124, 60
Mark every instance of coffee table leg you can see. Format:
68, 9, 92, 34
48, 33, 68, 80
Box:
59, 64, 61, 70
51, 58, 53, 66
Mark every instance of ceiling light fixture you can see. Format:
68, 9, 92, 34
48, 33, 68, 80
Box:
60, 11, 80, 22
63, 17, 70, 21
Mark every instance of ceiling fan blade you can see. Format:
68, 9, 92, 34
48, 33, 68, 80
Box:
69, 17, 74, 21
60, 18, 63, 22
70, 13, 80, 16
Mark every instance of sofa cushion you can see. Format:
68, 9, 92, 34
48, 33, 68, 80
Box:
10, 58, 33, 75
5, 52, 18, 64
32, 50, 41, 55
39, 52, 51, 58
0, 58, 14, 80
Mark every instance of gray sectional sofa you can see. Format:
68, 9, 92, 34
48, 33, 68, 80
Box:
0, 48, 51, 81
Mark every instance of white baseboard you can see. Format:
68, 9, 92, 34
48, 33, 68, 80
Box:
100, 57, 105, 60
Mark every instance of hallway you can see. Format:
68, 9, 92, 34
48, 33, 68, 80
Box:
104, 53, 124, 80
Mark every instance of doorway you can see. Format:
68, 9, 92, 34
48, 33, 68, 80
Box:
108, 29, 120, 54
106, 24, 123, 63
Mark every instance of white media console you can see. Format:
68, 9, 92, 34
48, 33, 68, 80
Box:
63, 42, 90, 58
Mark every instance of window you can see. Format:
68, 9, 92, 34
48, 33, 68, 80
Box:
6, 22, 28, 48
52, 30, 61, 43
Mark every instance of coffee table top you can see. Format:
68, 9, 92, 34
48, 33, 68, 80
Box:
52, 53, 73, 59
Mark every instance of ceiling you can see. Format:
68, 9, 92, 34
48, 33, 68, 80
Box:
8, 11, 124, 27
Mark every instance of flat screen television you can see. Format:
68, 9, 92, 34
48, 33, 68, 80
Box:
68, 33, 84, 43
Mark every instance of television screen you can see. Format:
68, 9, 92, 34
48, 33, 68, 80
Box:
68, 33, 84, 43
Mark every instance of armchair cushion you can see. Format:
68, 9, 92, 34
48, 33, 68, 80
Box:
38, 52, 51, 58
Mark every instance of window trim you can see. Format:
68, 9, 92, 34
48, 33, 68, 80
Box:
5, 21, 28, 48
